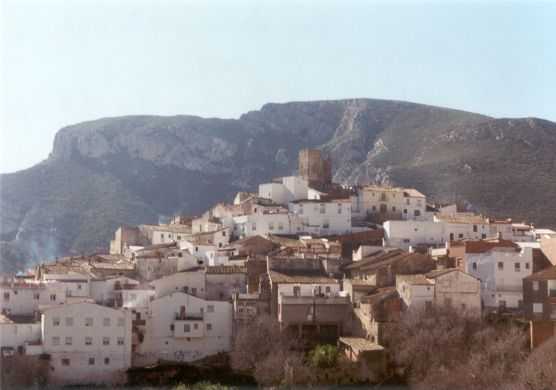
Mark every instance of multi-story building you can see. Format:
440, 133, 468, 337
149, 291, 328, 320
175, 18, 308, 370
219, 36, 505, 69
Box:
265, 257, 351, 342
383, 214, 514, 251
522, 265, 556, 348
351, 185, 427, 223
258, 176, 309, 205
450, 238, 533, 310
1, 280, 66, 316
36, 302, 132, 386
133, 292, 232, 366
288, 198, 352, 236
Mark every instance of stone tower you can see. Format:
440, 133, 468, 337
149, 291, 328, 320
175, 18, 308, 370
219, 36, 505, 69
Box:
298, 149, 332, 189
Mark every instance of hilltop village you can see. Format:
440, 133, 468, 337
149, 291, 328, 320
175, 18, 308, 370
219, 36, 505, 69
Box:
1, 149, 556, 387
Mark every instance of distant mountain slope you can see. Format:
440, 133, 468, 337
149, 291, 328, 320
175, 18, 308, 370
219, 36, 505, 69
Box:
1, 99, 555, 271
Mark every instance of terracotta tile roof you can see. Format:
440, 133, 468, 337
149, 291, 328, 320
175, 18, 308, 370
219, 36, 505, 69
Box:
361, 287, 398, 305
463, 239, 520, 254
206, 265, 246, 274
524, 265, 556, 281
269, 270, 338, 284
397, 274, 434, 286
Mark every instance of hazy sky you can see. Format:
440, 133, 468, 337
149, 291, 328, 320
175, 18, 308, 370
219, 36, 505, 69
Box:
1, 0, 555, 174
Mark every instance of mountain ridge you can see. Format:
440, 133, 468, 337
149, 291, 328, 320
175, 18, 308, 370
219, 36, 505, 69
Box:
1, 98, 555, 272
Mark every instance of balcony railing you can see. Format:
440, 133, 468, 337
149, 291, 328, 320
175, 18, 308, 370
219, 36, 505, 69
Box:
174, 312, 203, 321
279, 294, 350, 306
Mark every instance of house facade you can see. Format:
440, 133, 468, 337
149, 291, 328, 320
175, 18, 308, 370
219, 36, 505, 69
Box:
37, 302, 132, 386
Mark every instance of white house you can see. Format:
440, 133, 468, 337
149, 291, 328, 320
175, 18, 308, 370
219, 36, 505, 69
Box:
258, 176, 309, 205
232, 212, 304, 238
1, 281, 66, 316
288, 198, 352, 235
462, 241, 533, 309
396, 274, 435, 312
133, 292, 232, 366
89, 276, 140, 306
0, 314, 41, 351
351, 185, 427, 222
150, 270, 207, 299
37, 302, 132, 386
383, 215, 515, 250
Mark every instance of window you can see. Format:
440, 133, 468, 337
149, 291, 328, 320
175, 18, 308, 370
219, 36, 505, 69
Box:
53, 317, 60, 327
458, 234, 464, 239
414, 210, 421, 217
403, 209, 408, 214
322, 220, 330, 229
206, 323, 212, 331
85, 337, 92, 346
498, 262, 504, 271
77, 284, 82, 290
278, 223, 284, 231
207, 305, 214, 313
481, 233, 487, 239
252, 223, 257, 231
65, 337, 72, 346
268, 222, 274, 231
50, 294, 56, 301
406, 198, 410, 205
117, 337, 124, 345
177, 236, 181, 241
293, 286, 301, 297
103, 318, 111, 327
472, 262, 477, 271
52, 337, 60, 346
222, 231, 226, 237
473, 225, 478, 232
103, 337, 110, 346
533, 281, 539, 291
325, 286, 331, 294
33, 293, 40, 300
3, 292, 11, 301
551, 304, 556, 320
533, 303, 543, 314
88, 358, 95, 366
170, 324, 175, 331
117, 318, 125, 327
184, 324, 191, 332
392, 206, 396, 212
104, 358, 110, 365
62, 358, 70, 366
337, 204, 342, 214
65, 317, 73, 326
193, 323, 198, 330
85, 317, 93, 327
192, 287, 198, 296
525, 262, 530, 270
372, 205, 376, 212
160, 233, 164, 240
515, 263, 521, 272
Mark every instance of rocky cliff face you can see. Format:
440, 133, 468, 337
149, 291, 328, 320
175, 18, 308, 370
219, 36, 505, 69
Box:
2, 99, 555, 272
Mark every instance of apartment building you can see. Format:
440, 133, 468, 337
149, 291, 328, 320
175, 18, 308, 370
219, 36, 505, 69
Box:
37, 302, 132, 386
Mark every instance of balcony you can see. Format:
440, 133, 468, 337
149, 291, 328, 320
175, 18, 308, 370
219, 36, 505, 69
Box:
174, 312, 203, 321
278, 294, 351, 325
279, 295, 351, 306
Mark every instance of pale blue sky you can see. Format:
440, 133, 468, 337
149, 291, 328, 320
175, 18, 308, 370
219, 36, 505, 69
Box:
1, 0, 555, 173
